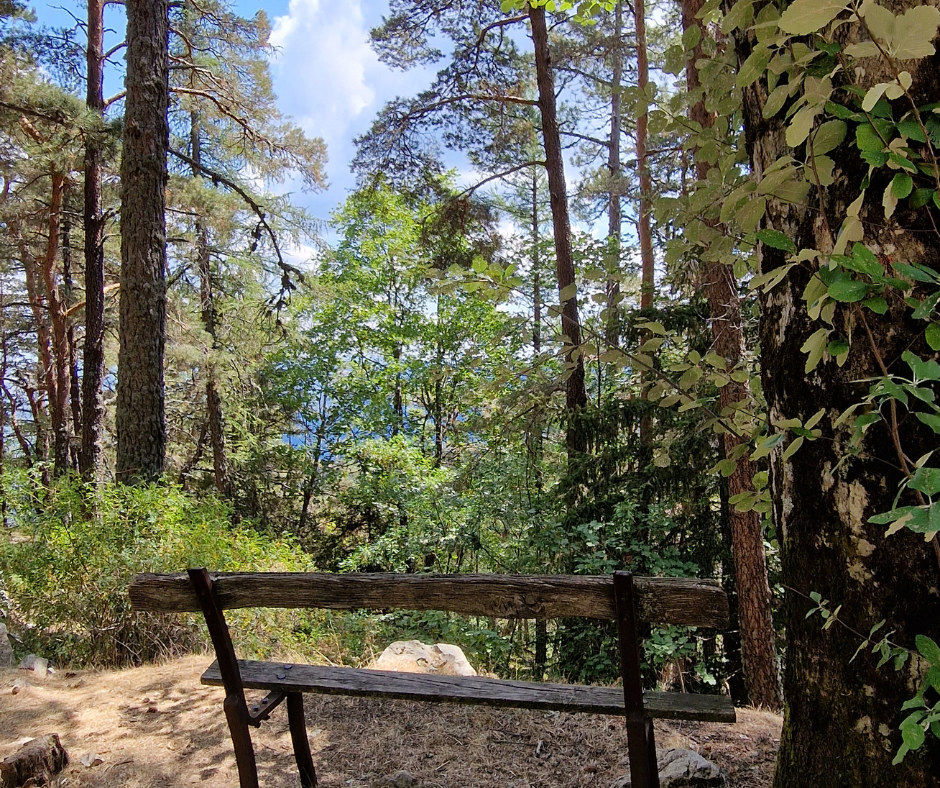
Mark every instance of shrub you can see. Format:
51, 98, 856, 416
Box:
0, 471, 312, 667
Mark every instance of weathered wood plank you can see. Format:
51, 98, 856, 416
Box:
129, 572, 729, 628
201, 660, 736, 723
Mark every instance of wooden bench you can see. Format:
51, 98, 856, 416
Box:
129, 570, 736, 788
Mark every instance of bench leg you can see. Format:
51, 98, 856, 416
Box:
224, 693, 260, 788
625, 717, 660, 788
287, 693, 317, 787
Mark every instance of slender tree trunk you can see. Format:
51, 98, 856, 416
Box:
39, 173, 71, 477
81, 0, 106, 482
190, 112, 231, 497
605, 1, 623, 347
116, 0, 170, 484
0, 288, 6, 525
730, 1, 940, 781
635, 0, 654, 311
529, 6, 588, 458
62, 216, 82, 471
680, 0, 781, 710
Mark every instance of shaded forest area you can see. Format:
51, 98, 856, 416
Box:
0, 0, 939, 785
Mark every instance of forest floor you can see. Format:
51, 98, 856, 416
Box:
1, 657, 781, 788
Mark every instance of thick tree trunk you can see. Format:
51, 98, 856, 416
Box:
190, 112, 231, 497
680, 0, 781, 710
529, 6, 588, 457
81, 0, 106, 482
732, 2, 940, 781
116, 0, 170, 484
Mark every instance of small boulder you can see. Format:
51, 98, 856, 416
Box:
611, 748, 724, 788
368, 641, 476, 676
0, 624, 14, 667
373, 770, 418, 788
17, 655, 49, 677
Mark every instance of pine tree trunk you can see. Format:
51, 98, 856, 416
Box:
62, 216, 82, 472
116, 0, 169, 485
529, 6, 588, 457
634, 0, 654, 311
680, 0, 781, 710
80, 0, 106, 482
190, 112, 231, 497
732, 1, 940, 781
605, 1, 623, 348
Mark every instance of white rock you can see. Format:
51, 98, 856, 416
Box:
368, 640, 476, 676
611, 748, 724, 787
18, 654, 50, 676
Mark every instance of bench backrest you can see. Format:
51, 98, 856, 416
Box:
129, 572, 728, 629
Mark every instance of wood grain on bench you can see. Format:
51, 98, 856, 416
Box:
129, 572, 729, 629
202, 659, 736, 723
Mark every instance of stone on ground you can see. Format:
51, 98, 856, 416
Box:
368, 640, 476, 676
0, 734, 69, 788
17, 655, 49, 677
373, 770, 418, 787
611, 748, 724, 787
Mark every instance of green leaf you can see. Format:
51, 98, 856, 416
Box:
736, 195, 767, 232
828, 279, 869, 302
812, 119, 847, 155
856, 122, 886, 153
787, 106, 817, 148
828, 338, 849, 357
927, 323, 940, 351
682, 23, 701, 50
911, 188, 936, 209
559, 283, 577, 302
778, 0, 846, 35
801, 328, 829, 372
892, 172, 914, 199
904, 350, 940, 380
863, 297, 888, 314
916, 635, 940, 667
916, 412, 940, 434
889, 152, 918, 173
898, 118, 927, 143
846, 243, 882, 277
756, 229, 797, 253
763, 84, 792, 119
889, 5, 940, 60
909, 467, 940, 496
900, 715, 926, 751
737, 45, 771, 89
892, 262, 939, 283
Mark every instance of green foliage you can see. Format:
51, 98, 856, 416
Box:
0, 473, 311, 666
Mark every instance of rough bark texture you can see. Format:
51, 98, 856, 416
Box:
191, 113, 231, 497
680, 0, 781, 711
529, 6, 588, 456
733, 2, 940, 782
605, 1, 623, 347
81, 0, 106, 482
634, 0, 654, 311
116, 0, 169, 484
0, 734, 68, 788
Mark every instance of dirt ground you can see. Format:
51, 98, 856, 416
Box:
1, 657, 781, 788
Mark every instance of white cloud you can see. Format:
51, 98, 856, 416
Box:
269, 0, 375, 143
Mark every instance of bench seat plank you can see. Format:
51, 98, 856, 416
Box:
201, 660, 736, 724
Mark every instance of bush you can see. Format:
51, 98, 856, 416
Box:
0, 471, 312, 667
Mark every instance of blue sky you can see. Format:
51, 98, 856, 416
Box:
35, 1, 436, 228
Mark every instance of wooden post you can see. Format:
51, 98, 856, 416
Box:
187, 569, 260, 788
613, 571, 660, 788
287, 693, 317, 787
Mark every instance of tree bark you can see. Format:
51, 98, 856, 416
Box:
190, 112, 231, 497
116, 0, 170, 485
38, 172, 71, 477
62, 216, 82, 471
529, 6, 588, 457
732, 1, 940, 781
605, 1, 623, 347
635, 0, 654, 311
81, 0, 106, 482
680, 0, 781, 710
